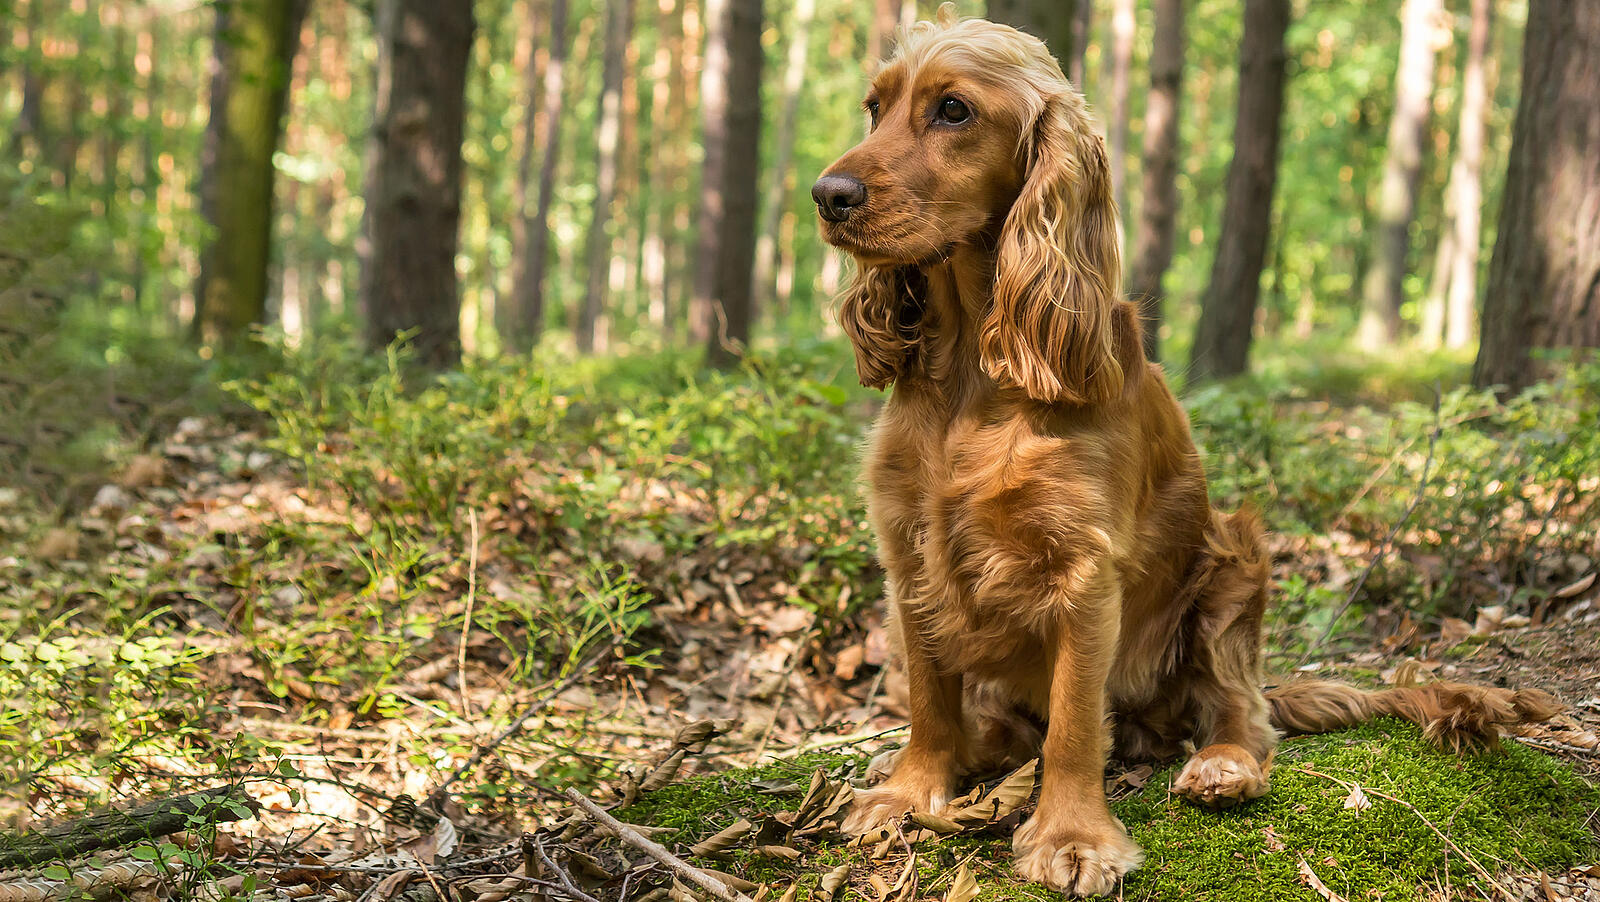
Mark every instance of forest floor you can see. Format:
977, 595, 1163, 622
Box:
4, 390, 1599, 902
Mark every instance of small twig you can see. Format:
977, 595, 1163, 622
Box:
533, 835, 603, 902
426, 647, 610, 809
1298, 767, 1511, 898
561, 788, 753, 902
458, 508, 480, 718
775, 724, 908, 759
1297, 388, 1444, 669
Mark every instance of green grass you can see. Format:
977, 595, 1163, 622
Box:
621, 721, 1600, 902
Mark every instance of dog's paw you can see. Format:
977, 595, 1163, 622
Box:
1012, 813, 1142, 896
1173, 743, 1269, 809
840, 775, 951, 836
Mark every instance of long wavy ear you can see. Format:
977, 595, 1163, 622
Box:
981, 95, 1124, 405
837, 262, 919, 389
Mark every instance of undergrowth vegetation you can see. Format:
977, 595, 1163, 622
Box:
4, 300, 1600, 811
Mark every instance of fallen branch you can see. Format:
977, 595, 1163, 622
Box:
425, 647, 610, 809
562, 788, 753, 902
0, 785, 256, 870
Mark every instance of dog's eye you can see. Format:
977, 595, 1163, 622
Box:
936, 97, 970, 124
865, 99, 880, 126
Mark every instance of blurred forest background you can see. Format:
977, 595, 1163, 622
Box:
1, 0, 1592, 377
1, 0, 1598, 896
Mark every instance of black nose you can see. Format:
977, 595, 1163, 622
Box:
812, 174, 867, 222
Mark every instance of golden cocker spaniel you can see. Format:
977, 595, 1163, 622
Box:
811, 5, 1560, 895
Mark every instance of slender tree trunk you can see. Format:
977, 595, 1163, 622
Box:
513, 0, 569, 348
8, 0, 45, 161
702, 0, 762, 367
1472, 1, 1600, 395
1068, 0, 1090, 87
1356, 0, 1443, 350
576, 0, 635, 353
666, 0, 697, 340
1443, 0, 1493, 350
752, 0, 814, 320
1106, 0, 1135, 214
1188, 0, 1290, 382
504, 0, 542, 348
1419, 207, 1455, 348
690, 0, 730, 346
1127, 0, 1183, 363
642, 0, 679, 340
360, 0, 475, 367
195, 0, 308, 345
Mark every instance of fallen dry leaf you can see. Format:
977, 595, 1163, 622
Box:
948, 759, 1037, 826
690, 819, 753, 857
1438, 617, 1473, 648
945, 863, 978, 902
1297, 857, 1348, 902
817, 864, 851, 902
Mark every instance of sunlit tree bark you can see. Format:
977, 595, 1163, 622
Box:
577, 0, 635, 353
195, 0, 308, 345
1105, 0, 1135, 215
1443, 0, 1493, 350
753, 0, 814, 320
1356, 0, 1443, 350
1127, 0, 1184, 363
1473, 1, 1600, 394
511, 0, 569, 349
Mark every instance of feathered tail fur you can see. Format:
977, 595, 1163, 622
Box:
1266, 679, 1562, 752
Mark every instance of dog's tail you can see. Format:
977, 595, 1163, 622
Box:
1265, 680, 1562, 751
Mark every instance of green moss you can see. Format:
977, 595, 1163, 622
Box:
622, 721, 1600, 902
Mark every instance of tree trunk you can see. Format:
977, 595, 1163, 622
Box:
1068, 0, 1090, 87
504, 0, 542, 350
1443, 0, 1493, 350
987, 0, 1078, 69
510, 0, 569, 348
195, 0, 307, 346
701, 0, 762, 367
1356, 0, 1443, 350
641, 0, 684, 341
576, 0, 634, 353
690, 0, 730, 346
360, 0, 475, 367
8, 0, 45, 161
1106, 0, 1135, 215
1127, 0, 1183, 363
1188, 0, 1290, 383
752, 0, 814, 320
1472, 1, 1600, 395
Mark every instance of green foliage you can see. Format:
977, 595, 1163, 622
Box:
1188, 351, 1600, 649
623, 722, 1600, 901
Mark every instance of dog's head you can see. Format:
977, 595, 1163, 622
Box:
817, 3, 1122, 404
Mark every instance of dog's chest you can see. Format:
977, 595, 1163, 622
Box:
866, 402, 1081, 674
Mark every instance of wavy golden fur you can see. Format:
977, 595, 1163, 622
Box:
815, 6, 1560, 896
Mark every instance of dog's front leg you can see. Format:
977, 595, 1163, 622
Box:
1013, 573, 1142, 896
841, 598, 965, 835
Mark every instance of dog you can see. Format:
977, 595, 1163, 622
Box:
811, 5, 1561, 895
